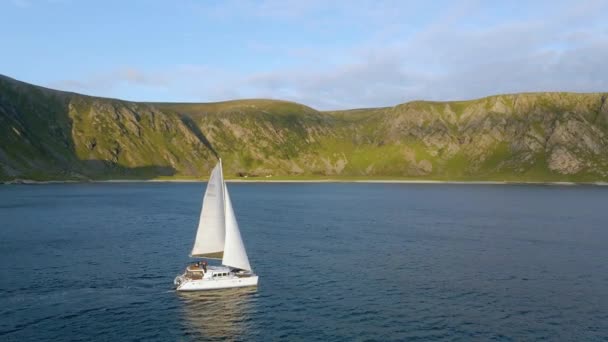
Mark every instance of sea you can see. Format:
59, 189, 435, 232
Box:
0, 182, 607, 341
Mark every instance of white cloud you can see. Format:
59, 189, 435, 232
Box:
9, 0, 69, 7
48, 1, 608, 110
49, 67, 171, 92
10, 0, 30, 7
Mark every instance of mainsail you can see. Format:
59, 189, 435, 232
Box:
221, 185, 253, 271
191, 162, 225, 258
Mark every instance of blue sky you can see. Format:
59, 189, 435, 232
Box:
1, 0, 607, 109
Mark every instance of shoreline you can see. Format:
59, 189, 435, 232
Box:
3, 178, 608, 186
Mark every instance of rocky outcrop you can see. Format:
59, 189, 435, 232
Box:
1, 74, 608, 181
548, 147, 582, 174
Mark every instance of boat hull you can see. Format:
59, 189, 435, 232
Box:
176, 275, 259, 292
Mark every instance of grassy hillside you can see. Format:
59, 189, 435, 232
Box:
1, 74, 607, 182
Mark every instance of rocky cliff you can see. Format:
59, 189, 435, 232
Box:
1, 74, 607, 181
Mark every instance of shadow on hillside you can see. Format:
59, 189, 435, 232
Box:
179, 114, 219, 159
0, 77, 186, 181
79, 160, 176, 180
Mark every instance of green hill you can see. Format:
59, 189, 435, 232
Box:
1, 74, 607, 182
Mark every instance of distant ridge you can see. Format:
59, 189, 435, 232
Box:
1, 74, 607, 182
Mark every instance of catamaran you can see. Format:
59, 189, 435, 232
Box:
174, 159, 258, 291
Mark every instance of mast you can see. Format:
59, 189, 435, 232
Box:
219, 158, 225, 209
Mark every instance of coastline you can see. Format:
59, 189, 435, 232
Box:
3, 178, 608, 186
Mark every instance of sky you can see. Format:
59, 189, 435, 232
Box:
1, 0, 607, 110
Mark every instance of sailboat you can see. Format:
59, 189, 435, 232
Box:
174, 159, 259, 291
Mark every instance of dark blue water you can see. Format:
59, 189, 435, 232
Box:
0, 183, 607, 341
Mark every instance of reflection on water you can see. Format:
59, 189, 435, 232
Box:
178, 287, 258, 340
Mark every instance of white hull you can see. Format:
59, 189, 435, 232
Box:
176, 275, 259, 291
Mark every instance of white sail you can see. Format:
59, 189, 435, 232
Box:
221, 185, 253, 271
191, 162, 225, 258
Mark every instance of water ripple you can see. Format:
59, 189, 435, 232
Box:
1, 183, 607, 341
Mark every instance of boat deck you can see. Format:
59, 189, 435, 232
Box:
186, 264, 204, 272
181, 264, 254, 281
